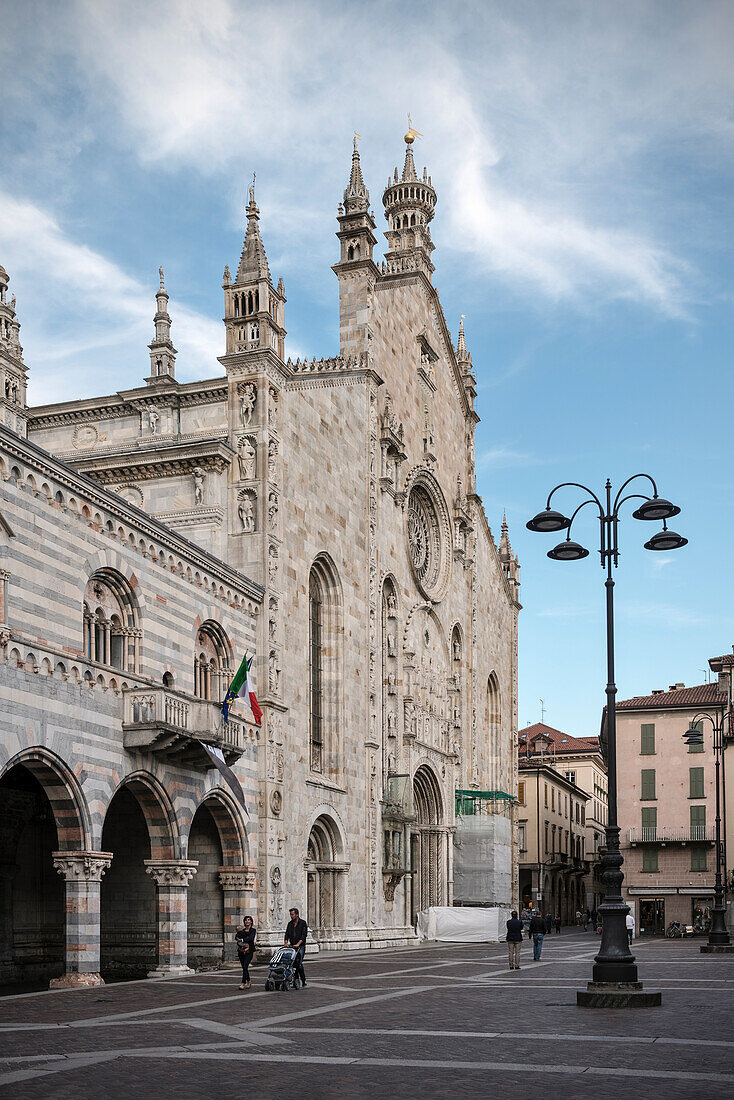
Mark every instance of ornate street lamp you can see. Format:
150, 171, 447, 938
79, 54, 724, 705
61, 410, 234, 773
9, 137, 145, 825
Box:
682, 713, 734, 953
527, 475, 687, 1007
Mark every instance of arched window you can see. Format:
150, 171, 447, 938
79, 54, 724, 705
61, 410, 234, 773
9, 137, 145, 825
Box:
83, 571, 139, 672
486, 672, 501, 791
306, 814, 346, 937
194, 621, 232, 702
308, 556, 342, 775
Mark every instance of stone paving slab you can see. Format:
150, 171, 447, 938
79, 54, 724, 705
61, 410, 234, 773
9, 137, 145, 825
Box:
0, 933, 732, 1099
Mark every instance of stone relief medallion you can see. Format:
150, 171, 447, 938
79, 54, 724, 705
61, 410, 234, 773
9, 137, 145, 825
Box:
406, 480, 449, 599
72, 424, 98, 449
115, 483, 144, 508
269, 789, 283, 816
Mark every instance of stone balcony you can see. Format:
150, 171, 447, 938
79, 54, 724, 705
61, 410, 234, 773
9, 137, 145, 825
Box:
628, 825, 715, 845
122, 686, 250, 766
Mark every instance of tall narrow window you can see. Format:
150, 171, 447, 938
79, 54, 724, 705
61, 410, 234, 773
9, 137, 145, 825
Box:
641, 806, 657, 841
690, 805, 706, 840
691, 847, 707, 871
640, 769, 656, 800
640, 723, 655, 755
517, 781, 526, 805
689, 767, 705, 799
642, 848, 659, 872
309, 572, 323, 773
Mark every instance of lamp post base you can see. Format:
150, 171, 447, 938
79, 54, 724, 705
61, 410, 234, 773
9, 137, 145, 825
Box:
700, 943, 734, 953
577, 982, 662, 1008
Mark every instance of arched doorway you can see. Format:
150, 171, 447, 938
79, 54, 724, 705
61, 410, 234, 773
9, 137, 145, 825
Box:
100, 775, 176, 980
305, 815, 346, 944
0, 750, 89, 987
411, 765, 445, 924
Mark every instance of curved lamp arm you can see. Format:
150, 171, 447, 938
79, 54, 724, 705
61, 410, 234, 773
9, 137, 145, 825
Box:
546, 482, 604, 518
613, 473, 659, 514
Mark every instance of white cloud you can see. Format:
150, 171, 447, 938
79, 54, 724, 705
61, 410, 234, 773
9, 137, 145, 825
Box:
476, 445, 539, 470
0, 190, 222, 400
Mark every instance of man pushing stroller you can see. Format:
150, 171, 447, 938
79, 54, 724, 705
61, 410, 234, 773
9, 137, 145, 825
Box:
284, 907, 308, 989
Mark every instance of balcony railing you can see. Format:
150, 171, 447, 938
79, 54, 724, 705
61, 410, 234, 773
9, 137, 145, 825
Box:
122, 686, 250, 765
628, 825, 715, 844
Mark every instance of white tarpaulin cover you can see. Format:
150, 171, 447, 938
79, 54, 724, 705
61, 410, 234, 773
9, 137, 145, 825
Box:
416, 906, 511, 943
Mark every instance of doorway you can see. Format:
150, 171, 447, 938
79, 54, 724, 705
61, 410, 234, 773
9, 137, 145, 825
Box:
638, 897, 665, 936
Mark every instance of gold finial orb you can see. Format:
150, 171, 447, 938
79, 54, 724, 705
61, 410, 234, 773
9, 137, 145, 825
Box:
404, 130, 415, 144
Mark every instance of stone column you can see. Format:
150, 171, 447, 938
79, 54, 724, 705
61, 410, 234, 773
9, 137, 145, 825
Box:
218, 866, 257, 962
50, 851, 113, 988
144, 859, 198, 978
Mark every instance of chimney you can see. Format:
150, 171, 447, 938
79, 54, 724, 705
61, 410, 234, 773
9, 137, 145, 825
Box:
669, 683, 685, 691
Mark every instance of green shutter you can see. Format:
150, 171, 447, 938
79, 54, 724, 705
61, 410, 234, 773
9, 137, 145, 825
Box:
642, 848, 659, 872
690, 804, 706, 840
641, 806, 657, 839
689, 767, 704, 799
640, 723, 655, 754
640, 769, 656, 800
690, 847, 707, 871
688, 719, 704, 753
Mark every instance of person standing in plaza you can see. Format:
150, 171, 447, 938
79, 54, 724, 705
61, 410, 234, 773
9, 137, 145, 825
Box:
284, 907, 308, 988
545, 910, 553, 934
506, 910, 523, 970
235, 914, 256, 990
554, 912, 561, 933
626, 909, 635, 943
529, 911, 546, 960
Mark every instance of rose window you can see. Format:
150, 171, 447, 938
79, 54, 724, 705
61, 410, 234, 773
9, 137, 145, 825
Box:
407, 485, 443, 593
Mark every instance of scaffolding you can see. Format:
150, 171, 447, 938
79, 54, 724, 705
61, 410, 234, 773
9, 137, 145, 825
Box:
453, 790, 512, 906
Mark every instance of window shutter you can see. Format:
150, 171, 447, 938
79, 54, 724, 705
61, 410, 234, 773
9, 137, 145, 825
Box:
640, 769, 656, 800
689, 767, 704, 799
640, 723, 655, 754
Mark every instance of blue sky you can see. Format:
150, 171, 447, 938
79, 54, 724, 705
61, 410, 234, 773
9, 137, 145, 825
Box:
2, 0, 733, 737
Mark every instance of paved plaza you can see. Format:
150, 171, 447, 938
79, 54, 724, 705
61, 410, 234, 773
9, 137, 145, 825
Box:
0, 931, 732, 1098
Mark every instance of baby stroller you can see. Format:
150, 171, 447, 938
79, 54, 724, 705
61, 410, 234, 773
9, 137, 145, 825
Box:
265, 946, 300, 992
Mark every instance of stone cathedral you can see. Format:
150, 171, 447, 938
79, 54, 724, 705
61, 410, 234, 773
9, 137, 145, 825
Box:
0, 132, 520, 987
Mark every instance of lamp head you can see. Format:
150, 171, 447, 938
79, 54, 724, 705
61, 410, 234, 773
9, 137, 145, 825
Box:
632, 497, 681, 521
683, 725, 704, 747
547, 539, 589, 561
644, 526, 688, 552
527, 508, 571, 533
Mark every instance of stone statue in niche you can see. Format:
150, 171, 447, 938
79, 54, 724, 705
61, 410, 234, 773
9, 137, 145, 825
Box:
268, 545, 278, 586
387, 632, 396, 658
268, 491, 278, 531
238, 436, 256, 480
268, 387, 278, 429
387, 672, 396, 695
453, 638, 461, 661
387, 710, 397, 736
239, 382, 256, 427
147, 407, 160, 434
269, 651, 280, 694
237, 490, 255, 532
268, 438, 278, 479
223, 265, 231, 284
386, 592, 397, 617
193, 466, 205, 505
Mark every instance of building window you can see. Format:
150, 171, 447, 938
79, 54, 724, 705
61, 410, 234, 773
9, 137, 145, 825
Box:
689, 767, 704, 799
194, 621, 232, 702
544, 822, 548, 851
83, 571, 139, 673
517, 781, 526, 805
565, 770, 576, 785
691, 846, 707, 872
551, 824, 556, 854
642, 848, 658, 872
640, 722, 655, 755
545, 784, 549, 808
309, 571, 324, 772
640, 769, 656, 800
690, 805, 706, 840
519, 823, 526, 852
581, 805, 585, 825
565, 795, 568, 817
688, 719, 704, 753
641, 806, 657, 840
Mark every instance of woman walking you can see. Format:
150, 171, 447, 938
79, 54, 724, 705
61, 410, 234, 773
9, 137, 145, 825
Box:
235, 914, 256, 990
506, 909, 523, 970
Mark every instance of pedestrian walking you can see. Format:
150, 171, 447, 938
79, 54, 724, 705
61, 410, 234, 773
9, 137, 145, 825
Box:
626, 910, 635, 943
591, 908, 598, 928
506, 909, 523, 970
554, 913, 561, 934
545, 910, 553, 934
284, 906, 309, 988
583, 908, 590, 931
235, 914, 256, 990
575, 909, 582, 927
529, 911, 546, 960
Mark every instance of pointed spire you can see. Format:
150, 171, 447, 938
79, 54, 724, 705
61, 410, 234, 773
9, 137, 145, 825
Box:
401, 143, 418, 182
499, 513, 512, 565
457, 315, 468, 361
343, 132, 369, 214
236, 177, 272, 284
148, 266, 177, 383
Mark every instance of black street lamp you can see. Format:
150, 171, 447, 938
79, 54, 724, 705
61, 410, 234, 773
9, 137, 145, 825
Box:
527, 475, 687, 1007
682, 712, 734, 953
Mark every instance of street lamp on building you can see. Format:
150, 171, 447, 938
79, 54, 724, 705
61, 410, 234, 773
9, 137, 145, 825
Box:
527, 475, 687, 1007
682, 712, 734, 953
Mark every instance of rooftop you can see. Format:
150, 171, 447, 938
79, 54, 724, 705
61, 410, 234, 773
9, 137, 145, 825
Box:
518, 723, 601, 755
617, 682, 726, 710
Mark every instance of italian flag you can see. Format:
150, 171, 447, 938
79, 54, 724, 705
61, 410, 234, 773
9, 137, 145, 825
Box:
221, 653, 262, 726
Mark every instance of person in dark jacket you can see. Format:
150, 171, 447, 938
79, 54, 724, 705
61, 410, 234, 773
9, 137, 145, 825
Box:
529, 912, 546, 960
506, 910, 523, 970
545, 911, 553, 934
235, 915, 256, 989
554, 913, 562, 933
284, 907, 308, 988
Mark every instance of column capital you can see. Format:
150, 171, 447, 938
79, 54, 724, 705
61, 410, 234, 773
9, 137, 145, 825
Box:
52, 851, 113, 882
218, 865, 257, 890
144, 859, 198, 886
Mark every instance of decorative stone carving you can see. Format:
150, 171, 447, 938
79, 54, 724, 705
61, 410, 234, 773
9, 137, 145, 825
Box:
269, 650, 280, 694
268, 491, 278, 531
218, 868, 256, 890
386, 632, 396, 658
144, 859, 198, 887
268, 544, 278, 586
269, 864, 283, 925
115, 483, 144, 508
52, 851, 112, 882
268, 387, 278, 430
387, 672, 396, 695
147, 407, 160, 434
386, 592, 397, 617
72, 424, 99, 449
268, 438, 278, 479
238, 382, 257, 427
193, 466, 206, 506
237, 489, 256, 532
238, 436, 256, 480
269, 789, 283, 816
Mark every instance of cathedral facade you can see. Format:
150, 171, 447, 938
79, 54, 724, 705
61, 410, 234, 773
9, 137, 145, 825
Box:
0, 133, 520, 986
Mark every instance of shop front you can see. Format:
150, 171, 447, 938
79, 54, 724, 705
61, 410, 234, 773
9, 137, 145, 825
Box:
638, 897, 666, 936
691, 897, 714, 934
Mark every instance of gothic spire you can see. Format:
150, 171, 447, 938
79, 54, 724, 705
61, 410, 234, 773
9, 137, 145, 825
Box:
457, 315, 468, 361
401, 142, 418, 183
343, 133, 369, 214
499, 513, 512, 564
147, 266, 177, 383
236, 179, 272, 284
